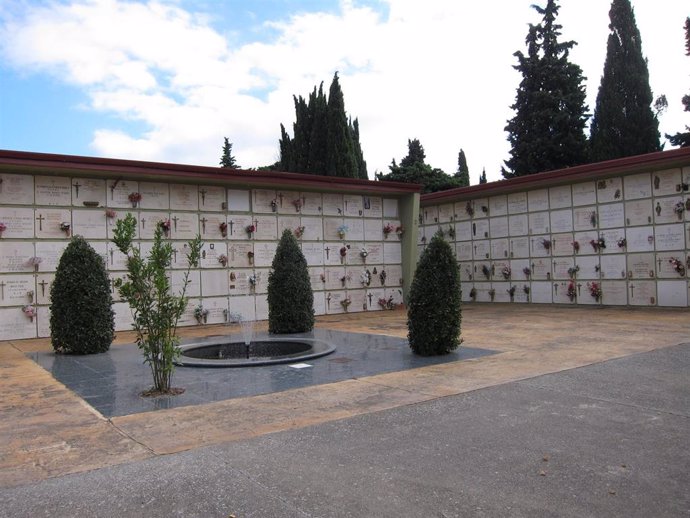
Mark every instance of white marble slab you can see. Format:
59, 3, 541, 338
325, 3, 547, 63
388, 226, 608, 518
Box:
507, 192, 528, 214
253, 242, 278, 267
72, 209, 107, 239
549, 233, 574, 257
226, 215, 254, 240
626, 253, 656, 279
200, 241, 228, 269
383, 198, 399, 218
473, 240, 490, 261
473, 219, 489, 239
363, 219, 382, 242
196, 185, 225, 212
200, 269, 230, 297
489, 217, 509, 238
549, 209, 573, 233
625, 199, 653, 226
227, 189, 251, 212
422, 205, 439, 224
0, 207, 34, 238
253, 215, 278, 241
0, 306, 38, 340
653, 196, 684, 225
509, 237, 530, 258
654, 223, 685, 251
302, 242, 325, 266
529, 212, 550, 234
656, 280, 687, 306
35, 176, 71, 206
0, 274, 35, 307
343, 194, 364, 217
489, 195, 507, 216
599, 254, 626, 280
343, 218, 364, 241
600, 280, 627, 305
530, 281, 552, 303
548, 185, 572, 209
624, 173, 652, 200
572, 181, 596, 206
34, 209, 72, 240
573, 206, 598, 231
598, 203, 625, 229
169, 184, 199, 211
228, 295, 256, 321
491, 239, 509, 260
509, 214, 528, 236
625, 226, 655, 253
528, 189, 549, 212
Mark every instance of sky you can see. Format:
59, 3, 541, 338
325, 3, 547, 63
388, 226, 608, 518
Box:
0, 1, 688, 184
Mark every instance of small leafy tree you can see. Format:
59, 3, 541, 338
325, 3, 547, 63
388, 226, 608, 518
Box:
408, 232, 461, 356
268, 229, 314, 334
50, 235, 114, 354
112, 213, 202, 394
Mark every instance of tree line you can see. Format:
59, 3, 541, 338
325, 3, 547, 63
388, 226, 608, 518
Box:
221, 0, 689, 192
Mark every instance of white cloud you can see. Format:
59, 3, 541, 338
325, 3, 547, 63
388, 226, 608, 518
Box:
1, 0, 688, 181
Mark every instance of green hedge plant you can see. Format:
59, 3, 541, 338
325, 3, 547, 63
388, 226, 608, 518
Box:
50, 235, 114, 354
408, 231, 462, 355
268, 229, 314, 334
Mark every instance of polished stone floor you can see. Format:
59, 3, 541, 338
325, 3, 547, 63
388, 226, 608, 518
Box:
29, 329, 495, 418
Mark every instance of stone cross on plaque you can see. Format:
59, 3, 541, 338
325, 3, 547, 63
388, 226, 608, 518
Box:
39, 279, 49, 297
553, 283, 558, 295
172, 216, 179, 231
325, 246, 330, 260
172, 248, 178, 263
141, 217, 146, 229
367, 292, 373, 305
200, 217, 208, 234
229, 246, 236, 261
657, 257, 663, 272
199, 188, 207, 205
228, 220, 234, 235
73, 181, 81, 199
253, 218, 259, 231
36, 214, 45, 231
629, 284, 635, 298
109, 249, 114, 264
278, 192, 284, 207
577, 283, 582, 296
327, 293, 331, 309
0, 280, 5, 299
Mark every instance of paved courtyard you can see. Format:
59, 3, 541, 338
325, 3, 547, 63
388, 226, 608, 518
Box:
0, 305, 688, 517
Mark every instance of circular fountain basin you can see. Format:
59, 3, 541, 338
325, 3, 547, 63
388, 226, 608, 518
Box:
176, 337, 336, 367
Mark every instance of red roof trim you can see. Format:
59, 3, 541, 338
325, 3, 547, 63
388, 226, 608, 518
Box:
421, 147, 690, 204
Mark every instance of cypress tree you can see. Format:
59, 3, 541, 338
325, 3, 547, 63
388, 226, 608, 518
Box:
326, 72, 358, 177
479, 168, 487, 184
308, 84, 328, 174
350, 118, 368, 179
220, 137, 240, 169
590, 0, 661, 161
665, 17, 690, 148
503, 0, 589, 178
454, 149, 470, 187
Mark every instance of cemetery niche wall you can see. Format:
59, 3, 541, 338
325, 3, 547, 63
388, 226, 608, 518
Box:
420, 148, 690, 308
0, 151, 420, 341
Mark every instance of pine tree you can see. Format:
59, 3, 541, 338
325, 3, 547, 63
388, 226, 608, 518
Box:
454, 149, 470, 187
503, 0, 589, 178
665, 17, 690, 148
479, 168, 487, 184
220, 137, 240, 169
326, 72, 358, 177
590, 0, 661, 161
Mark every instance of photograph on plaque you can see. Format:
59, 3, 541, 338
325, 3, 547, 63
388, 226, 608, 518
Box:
227, 189, 251, 212
198, 185, 225, 212
362, 196, 383, 218
35, 176, 71, 206
571, 181, 596, 206
139, 182, 170, 210
489, 195, 507, 216
71, 178, 106, 207
322, 193, 344, 216
625, 199, 653, 226
596, 177, 623, 203
0, 173, 34, 205
653, 196, 684, 225
0, 207, 34, 238
438, 203, 454, 223
623, 172, 652, 200
652, 168, 681, 196
301, 192, 323, 215
548, 185, 572, 209
507, 192, 528, 214
654, 223, 685, 251
528, 189, 549, 212
509, 214, 528, 236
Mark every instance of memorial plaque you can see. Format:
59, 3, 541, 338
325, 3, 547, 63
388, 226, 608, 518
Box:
0, 207, 34, 238
628, 280, 656, 306
599, 229, 625, 255
655, 252, 687, 278
323, 267, 346, 290
252, 215, 277, 240
494, 282, 514, 303
577, 281, 600, 305
169, 212, 199, 240
491, 239, 509, 260
573, 206, 598, 231
308, 267, 325, 291
361, 196, 382, 219
363, 219, 383, 242
364, 243, 383, 264
600, 254, 626, 279
301, 192, 323, 216
654, 223, 685, 251
226, 243, 253, 269
550, 233, 574, 257
530, 258, 551, 280
277, 215, 301, 237
228, 270, 251, 295
344, 265, 364, 289
530, 235, 552, 258
459, 262, 473, 282
438, 203, 454, 223
108, 272, 128, 301
72, 209, 106, 239
422, 205, 439, 224
0, 306, 37, 340
226, 215, 254, 240
596, 177, 623, 203
549, 209, 572, 233
454, 220, 471, 242
200, 241, 227, 269
652, 168, 680, 196
455, 242, 472, 262
530, 282, 552, 304
626, 253, 655, 279
489, 217, 509, 238
228, 295, 256, 322
625, 199, 653, 226
136, 212, 167, 239
125, 183, 165, 211
325, 290, 348, 314
253, 242, 278, 267
385, 286, 404, 306
323, 193, 344, 216
298, 216, 323, 241
529, 212, 549, 234
599, 281, 627, 305
572, 181, 596, 206
253, 271, 270, 295
112, 302, 135, 331
510, 259, 531, 280
509, 237, 530, 258
473, 240, 490, 260
343, 218, 364, 241
197, 185, 225, 212
35, 306, 50, 338
344, 289, 365, 312
35, 176, 71, 206
34, 242, 67, 272
200, 270, 230, 297
202, 296, 231, 324
227, 189, 251, 212
528, 189, 549, 212
0, 274, 35, 307
35, 273, 54, 305
255, 295, 269, 320
0, 173, 33, 205
383, 198, 399, 218
573, 231, 599, 255
624, 226, 655, 253
473, 219, 489, 239
509, 214, 528, 236
105, 210, 134, 239
598, 203, 625, 229
302, 242, 325, 266
343, 194, 363, 217
276, 191, 303, 215
507, 192, 528, 214
71, 178, 106, 207
656, 280, 687, 307
107, 179, 139, 208
549, 185, 572, 209
574, 256, 600, 280
170, 184, 199, 211
106, 243, 129, 271
623, 173, 652, 200
199, 213, 227, 240
455, 201, 471, 221
489, 195, 508, 216
473, 282, 492, 302
653, 196, 684, 225
35, 209, 72, 240
313, 291, 326, 315
383, 242, 402, 264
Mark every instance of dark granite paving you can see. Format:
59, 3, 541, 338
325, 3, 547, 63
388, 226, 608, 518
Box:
29, 329, 495, 418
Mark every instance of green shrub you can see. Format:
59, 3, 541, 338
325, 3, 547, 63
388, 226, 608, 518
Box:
268, 229, 314, 334
112, 213, 202, 394
50, 235, 114, 354
408, 231, 462, 355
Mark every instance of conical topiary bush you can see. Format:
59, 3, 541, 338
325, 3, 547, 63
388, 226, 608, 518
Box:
268, 229, 314, 334
407, 231, 462, 355
50, 235, 114, 354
